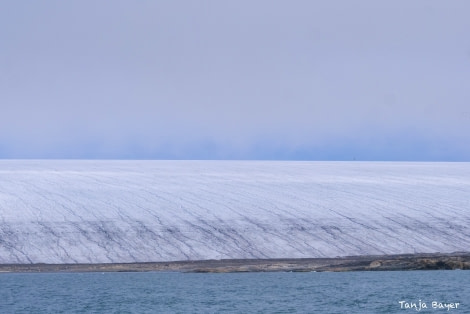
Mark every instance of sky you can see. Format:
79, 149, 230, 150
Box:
1, 1, 469, 160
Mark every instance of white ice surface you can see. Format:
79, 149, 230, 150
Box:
0, 160, 469, 263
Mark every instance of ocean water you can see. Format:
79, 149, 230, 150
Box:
0, 270, 468, 313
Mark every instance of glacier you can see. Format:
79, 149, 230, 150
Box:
0, 160, 469, 264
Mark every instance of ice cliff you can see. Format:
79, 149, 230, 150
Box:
0, 160, 469, 264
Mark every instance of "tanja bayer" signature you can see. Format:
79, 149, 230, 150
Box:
399, 300, 460, 311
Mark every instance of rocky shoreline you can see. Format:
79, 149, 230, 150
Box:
1, 252, 469, 273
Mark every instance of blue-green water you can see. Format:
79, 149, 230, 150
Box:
0, 271, 468, 313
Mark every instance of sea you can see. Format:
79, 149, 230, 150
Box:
0, 270, 467, 313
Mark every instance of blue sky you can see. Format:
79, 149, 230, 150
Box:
1, 1, 469, 160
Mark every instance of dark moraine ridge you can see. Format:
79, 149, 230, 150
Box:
1, 252, 469, 273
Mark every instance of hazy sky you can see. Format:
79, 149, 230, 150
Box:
1, 1, 469, 160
